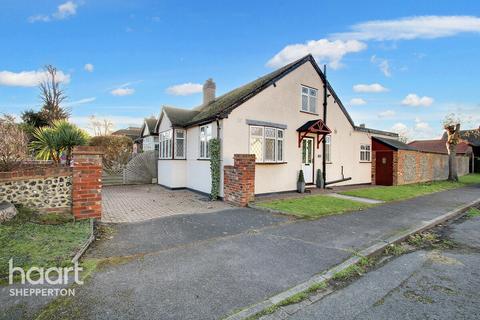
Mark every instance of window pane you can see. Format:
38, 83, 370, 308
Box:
265, 127, 276, 138
309, 96, 317, 113
175, 138, 184, 158
302, 87, 309, 94
265, 138, 275, 161
309, 88, 317, 96
250, 137, 263, 162
302, 95, 308, 111
277, 129, 283, 139
251, 126, 263, 137
176, 130, 184, 138
277, 139, 283, 161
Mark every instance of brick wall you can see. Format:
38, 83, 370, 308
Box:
396, 150, 469, 185
224, 154, 255, 206
72, 146, 103, 220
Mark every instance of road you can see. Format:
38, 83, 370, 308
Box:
282, 214, 480, 320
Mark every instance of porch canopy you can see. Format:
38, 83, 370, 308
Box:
296, 119, 332, 147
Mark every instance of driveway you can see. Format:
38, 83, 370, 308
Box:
4, 185, 479, 320
101, 185, 233, 223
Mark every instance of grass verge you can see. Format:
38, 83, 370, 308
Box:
0, 206, 90, 279
256, 195, 371, 219
466, 207, 480, 218
340, 174, 480, 202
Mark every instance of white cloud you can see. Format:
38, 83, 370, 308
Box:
378, 110, 396, 118
166, 83, 203, 96
0, 69, 70, 87
353, 83, 388, 93
349, 98, 366, 106
401, 94, 434, 107
111, 87, 135, 96
370, 55, 391, 77
332, 16, 480, 41
28, 1, 78, 23
84, 63, 94, 72
266, 39, 366, 69
415, 121, 431, 130
66, 97, 96, 107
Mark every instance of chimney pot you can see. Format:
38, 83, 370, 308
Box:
203, 78, 216, 106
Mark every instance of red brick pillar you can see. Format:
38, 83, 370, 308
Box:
224, 154, 256, 206
72, 146, 103, 220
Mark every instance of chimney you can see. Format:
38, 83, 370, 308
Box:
203, 78, 216, 106
359, 123, 366, 128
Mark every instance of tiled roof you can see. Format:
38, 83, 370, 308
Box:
441, 128, 480, 147
159, 54, 358, 128
408, 139, 472, 154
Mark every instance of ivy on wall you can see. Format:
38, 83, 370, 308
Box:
210, 138, 221, 200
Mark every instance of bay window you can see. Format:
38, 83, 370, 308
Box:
175, 129, 186, 159
249, 126, 284, 163
159, 130, 172, 159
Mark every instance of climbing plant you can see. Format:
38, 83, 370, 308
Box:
210, 138, 221, 200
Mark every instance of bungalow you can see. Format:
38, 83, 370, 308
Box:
139, 117, 159, 152
155, 54, 397, 196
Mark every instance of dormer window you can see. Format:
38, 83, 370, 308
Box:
301, 85, 318, 114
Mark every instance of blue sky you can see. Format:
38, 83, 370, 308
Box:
1, 0, 479, 140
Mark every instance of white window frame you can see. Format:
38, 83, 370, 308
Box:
174, 129, 186, 159
325, 135, 331, 163
159, 130, 173, 159
249, 125, 285, 163
301, 85, 318, 114
199, 124, 212, 159
360, 144, 371, 162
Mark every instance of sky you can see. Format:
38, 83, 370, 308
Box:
1, 0, 479, 140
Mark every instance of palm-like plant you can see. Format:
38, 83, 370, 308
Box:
30, 120, 89, 165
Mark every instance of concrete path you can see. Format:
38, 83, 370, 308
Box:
284, 215, 480, 320
8, 185, 479, 320
327, 193, 384, 204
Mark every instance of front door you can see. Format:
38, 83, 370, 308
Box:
301, 137, 314, 184
375, 151, 393, 186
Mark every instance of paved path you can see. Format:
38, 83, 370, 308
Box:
283, 215, 480, 320
5, 185, 479, 320
102, 185, 232, 223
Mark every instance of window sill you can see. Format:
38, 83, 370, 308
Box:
300, 110, 319, 116
359, 161, 371, 163
197, 158, 211, 161
255, 162, 288, 165
158, 158, 186, 161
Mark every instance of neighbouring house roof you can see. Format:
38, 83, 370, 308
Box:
141, 117, 158, 137
441, 128, 480, 147
373, 136, 416, 151
158, 54, 374, 130
409, 139, 472, 155
112, 127, 142, 140
354, 126, 398, 138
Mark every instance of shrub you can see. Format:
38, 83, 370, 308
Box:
209, 138, 221, 200
0, 115, 29, 171
89, 135, 133, 173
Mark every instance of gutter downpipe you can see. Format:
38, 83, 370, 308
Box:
322, 65, 328, 188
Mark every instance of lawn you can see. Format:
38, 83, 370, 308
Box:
340, 173, 480, 202
0, 207, 91, 279
257, 195, 371, 219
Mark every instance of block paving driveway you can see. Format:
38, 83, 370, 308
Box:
101, 184, 233, 223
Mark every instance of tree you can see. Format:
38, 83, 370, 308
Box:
443, 114, 461, 182
89, 115, 114, 136
0, 115, 29, 171
20, 109, 50, 140
89, 135, 133, 173
39, 65, 70, 124
30, 120, 89, 165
